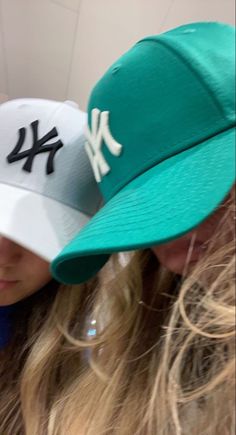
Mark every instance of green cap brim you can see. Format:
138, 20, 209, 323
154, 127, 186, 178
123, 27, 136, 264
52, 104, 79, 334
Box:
52, 127, 235, 284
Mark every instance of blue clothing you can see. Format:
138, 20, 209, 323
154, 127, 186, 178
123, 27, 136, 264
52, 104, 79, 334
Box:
0, 305, 16, 350
0, 281, 59, 350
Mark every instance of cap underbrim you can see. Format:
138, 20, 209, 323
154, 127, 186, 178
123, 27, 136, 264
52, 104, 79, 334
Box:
52, 127, 235, 284
0, 183, 90, 262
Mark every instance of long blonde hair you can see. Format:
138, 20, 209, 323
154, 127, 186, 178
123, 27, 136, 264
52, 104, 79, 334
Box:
0, 195, 235, 435
0, 279, 97, 435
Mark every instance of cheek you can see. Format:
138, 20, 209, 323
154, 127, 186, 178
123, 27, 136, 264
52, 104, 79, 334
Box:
0, 261, 51, 306
152, 245, 186, 274
195, 221, 215, 241
152, 245, 168, 264
22, 256, 51, 292
196, 206, 227, 240
152, 241, 196, 275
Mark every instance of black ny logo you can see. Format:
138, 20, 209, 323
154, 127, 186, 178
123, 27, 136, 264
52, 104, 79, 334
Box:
7, 120, 64, 174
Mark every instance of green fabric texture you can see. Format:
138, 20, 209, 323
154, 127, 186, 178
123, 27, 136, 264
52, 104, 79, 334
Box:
52, 22, 236, 284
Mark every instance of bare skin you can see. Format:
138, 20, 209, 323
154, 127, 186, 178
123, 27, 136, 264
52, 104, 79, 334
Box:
0, 237, 51, 306
152, 202, 227, 275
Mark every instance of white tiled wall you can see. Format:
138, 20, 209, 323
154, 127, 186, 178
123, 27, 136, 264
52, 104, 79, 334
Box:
51, 0, 81, 13
26, 0, 79, 101
1, 0, 30, 97
0, 0, 235, 110
0, 1, 8, 95
67, 0, 175, 107
163, 0, 235, 29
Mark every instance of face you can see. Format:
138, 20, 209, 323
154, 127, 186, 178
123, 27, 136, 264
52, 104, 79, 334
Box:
0, 237, 51, 306
152, 203, 227, 275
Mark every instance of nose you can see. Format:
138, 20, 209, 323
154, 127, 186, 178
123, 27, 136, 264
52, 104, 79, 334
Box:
0, 236, 22, 267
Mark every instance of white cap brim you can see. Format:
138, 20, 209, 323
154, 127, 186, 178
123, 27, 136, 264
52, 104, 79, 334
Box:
0, 182, 89, 262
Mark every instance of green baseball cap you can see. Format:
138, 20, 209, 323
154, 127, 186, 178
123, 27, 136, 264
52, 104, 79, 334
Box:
52, 21, 236, 284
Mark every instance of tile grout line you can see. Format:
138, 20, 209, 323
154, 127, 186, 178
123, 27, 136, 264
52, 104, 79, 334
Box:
159, 0, 176, 31
65, 0, 82, 101
50, 0, 80, 14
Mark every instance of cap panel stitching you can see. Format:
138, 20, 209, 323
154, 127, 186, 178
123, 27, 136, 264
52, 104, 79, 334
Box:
137, 37, 231, 121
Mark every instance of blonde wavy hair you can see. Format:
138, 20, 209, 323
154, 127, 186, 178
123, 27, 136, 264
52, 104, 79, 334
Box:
0, 193, 235, 435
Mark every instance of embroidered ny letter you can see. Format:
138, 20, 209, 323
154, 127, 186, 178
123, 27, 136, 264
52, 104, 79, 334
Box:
85, 109, 123, 182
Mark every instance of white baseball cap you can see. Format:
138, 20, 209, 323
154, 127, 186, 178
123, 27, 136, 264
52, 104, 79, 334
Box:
0, 98, 102, 261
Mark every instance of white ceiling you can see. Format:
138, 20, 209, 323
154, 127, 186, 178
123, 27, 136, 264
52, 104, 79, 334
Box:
0, 0, 235, 110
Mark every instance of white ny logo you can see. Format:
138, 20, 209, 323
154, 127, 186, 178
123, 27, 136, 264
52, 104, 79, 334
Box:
85, 109, 123, 182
